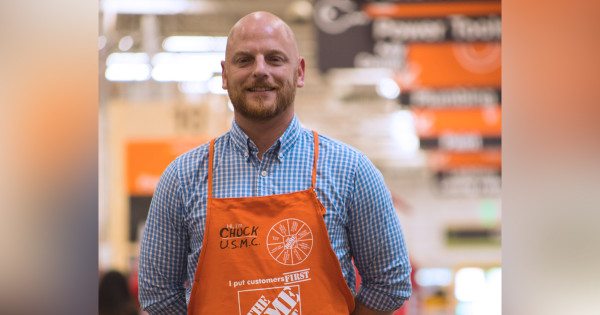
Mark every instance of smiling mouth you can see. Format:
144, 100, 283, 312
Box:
247, 87, 276, 92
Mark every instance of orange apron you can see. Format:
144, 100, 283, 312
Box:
188, 131, 355, 314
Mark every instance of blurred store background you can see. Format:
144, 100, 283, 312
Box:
98, 0, 501, 314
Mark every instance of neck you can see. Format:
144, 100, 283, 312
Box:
234, 110, 294, 159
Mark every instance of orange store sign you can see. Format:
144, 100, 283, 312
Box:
427, 151, 501, 172
363, 1, 501, 19
126, 138, 208, 195
395, 42, 501, 90
412, 107, 501, 137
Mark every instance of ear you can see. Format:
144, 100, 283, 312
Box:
296, 57, 306, 88
221, 60, 227, 90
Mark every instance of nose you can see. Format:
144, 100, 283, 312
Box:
252, 56, 268, 79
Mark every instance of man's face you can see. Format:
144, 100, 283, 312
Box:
222, 18, 305, 121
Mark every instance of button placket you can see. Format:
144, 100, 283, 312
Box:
259, 154, 270, 178
256, 154, 272, 196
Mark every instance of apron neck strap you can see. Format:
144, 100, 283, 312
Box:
208, 139, 215, 198
311, 131, 319, 189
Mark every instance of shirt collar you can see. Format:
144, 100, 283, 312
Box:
277, 115, 301, 161
229, 115, 301, 162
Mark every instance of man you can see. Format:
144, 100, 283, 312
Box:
139, 11, 411, 315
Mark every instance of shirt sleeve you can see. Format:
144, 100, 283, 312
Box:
347, 154, 412, 311
138, 160, 189, 314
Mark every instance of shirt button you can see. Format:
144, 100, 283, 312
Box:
278, 153, 283, 159
261, 170, 268, 177
244, 152, 249, 157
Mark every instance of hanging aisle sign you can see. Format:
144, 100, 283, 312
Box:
412, 107, 501, 141
393, 42, 501, 90
399, 88, 501, 108
363, 1, 501, 19
314, 0, 501, 72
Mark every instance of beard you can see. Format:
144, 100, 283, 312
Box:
228, 74, 297, 121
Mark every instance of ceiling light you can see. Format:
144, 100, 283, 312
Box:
163, 36, 227, 52
151, 64, 212, 82
151, 52, 223, 82
105, 64, 151, 81
376, 77, 400, 100
101, 0, 188, 15
105, 53, 150, 81
106, 52, 149, 66
118, 35, 134, 51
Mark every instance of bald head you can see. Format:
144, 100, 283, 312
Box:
225, 11, 299, 61
220, 11, 306, 124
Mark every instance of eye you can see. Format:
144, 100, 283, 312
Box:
235, 56, 252, 65
269, 55, 285, 64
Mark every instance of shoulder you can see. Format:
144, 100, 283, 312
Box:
171, 141, 209, 174
172, 134, 229, 169
311, 131, 371, 167
167, 134, 229, 183
311, 131, 385, 185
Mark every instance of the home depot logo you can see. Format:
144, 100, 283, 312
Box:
267, 218, 313, 265
239, 285, 301, 315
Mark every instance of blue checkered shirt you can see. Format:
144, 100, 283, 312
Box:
139, 115, 412, 314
